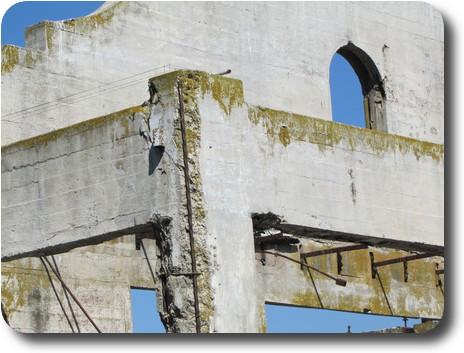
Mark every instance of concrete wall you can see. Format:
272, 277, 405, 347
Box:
2, 235, 161, 333
2, 1, 443, 145
2, 70, 444, 332
256, 238, 444, 325
2, 1, 444, 333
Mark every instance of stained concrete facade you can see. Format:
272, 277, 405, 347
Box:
2, 1, 443, 145
2, 2, 444, 333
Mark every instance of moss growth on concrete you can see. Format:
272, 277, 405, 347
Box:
23, 49, 43, 68
2, 106, 148, 154
248, 106, 444, 162
413, 321, 439, 333
1, 45, 20, 73
278, 126, 291, 147
64, 2, 119, 34
43, 22, 55, 51
168, 71, 215, 332
1, 46, 43, 72
2, 260, 51, 319
199, 72, 244, 116
258, 304, 267, 333
264, 242, 444, 319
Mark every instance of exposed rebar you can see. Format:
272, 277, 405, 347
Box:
255, 250, 347, 286
139, 236, 157, 286
177, 80, 202, 333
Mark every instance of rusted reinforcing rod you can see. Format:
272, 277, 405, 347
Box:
41, 256, 102, 333
255, 250, 347, 287
177, 80, 202, 333
300, 244, 368, 258
370, 252, 442, 280
372, 252, 440, 268
216, 69, 231, 76
254, 233, 284, 244
435, 269, 444, 275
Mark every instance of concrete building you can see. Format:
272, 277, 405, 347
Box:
1, 2, 444, 333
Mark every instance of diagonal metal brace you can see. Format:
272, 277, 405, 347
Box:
255, 250, 347, 287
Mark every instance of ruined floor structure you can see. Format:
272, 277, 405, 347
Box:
1, 2, 443, 333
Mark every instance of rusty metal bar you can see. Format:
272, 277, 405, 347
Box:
51, 255, 81, 332
41, 256, 102, 333
177, 80, 201, 333
255, 250, 347, 287
40, 257, 76, 332
435, 269, 444, 275
254, 233, 283, 244
168, 272, 201, 277
216, 69, 231, 76
300, 244, 368, 259
139, 236, 157, 287
372, 252, 440, 268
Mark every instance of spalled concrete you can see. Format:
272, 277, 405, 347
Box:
2, 1, 444, 333
2, 70, 443, 332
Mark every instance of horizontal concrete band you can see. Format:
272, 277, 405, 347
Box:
2, 70, 444, 261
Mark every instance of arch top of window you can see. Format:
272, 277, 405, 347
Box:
336, 42, 385, 98
331, 42, 388, 132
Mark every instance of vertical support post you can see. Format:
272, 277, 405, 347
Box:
337, 252, 343, 275
370, 252, 377, 279
403, 261, 408, 282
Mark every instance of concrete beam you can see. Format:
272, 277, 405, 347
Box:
1, 72, 183, 261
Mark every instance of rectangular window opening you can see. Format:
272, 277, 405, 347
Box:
265, 303, 422, 333
130, 287, 166, 333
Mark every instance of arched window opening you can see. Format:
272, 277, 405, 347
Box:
330, 43, 387, 132
330, 54, 365, 128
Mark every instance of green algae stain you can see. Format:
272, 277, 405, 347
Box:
248, 105, 443, 162
258, 304, 267, 333
278, 126, 291, 146
199, 72, 244, 116
63, 2, 119, 34
1, 45, 20, 73
24, 49, 43, 68
2, 262, 52, 319
2, 106, 148, 154
44, 22, 55, 51
164, 71, 215, 332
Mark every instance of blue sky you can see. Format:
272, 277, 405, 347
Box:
1, 1, 422, 334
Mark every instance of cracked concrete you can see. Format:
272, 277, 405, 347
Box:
2, 1, 443, 333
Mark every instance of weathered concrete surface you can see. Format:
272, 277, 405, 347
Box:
195, 73, 444, 248
192, 72, 444, 328
1, 105, 154, 259
362, 321, 439, 333
2, 71, 443, 332
1, 71, 183, 260
256, 238, 444, 322
2, 1, 444, 145
2, 235, 162, 333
